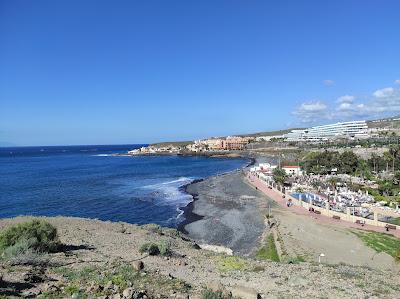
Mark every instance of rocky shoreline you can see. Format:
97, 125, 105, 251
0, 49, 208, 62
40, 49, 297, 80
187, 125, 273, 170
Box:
177, 156, 255, 235
180, 166, 269, 255
177, 179, 205, 234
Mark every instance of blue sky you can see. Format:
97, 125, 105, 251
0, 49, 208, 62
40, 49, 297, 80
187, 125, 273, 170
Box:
1, 0, 400, 146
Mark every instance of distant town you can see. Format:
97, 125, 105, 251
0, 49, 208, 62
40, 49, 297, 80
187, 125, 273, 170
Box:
128, 117, 400, 155
128, 116, 400, 230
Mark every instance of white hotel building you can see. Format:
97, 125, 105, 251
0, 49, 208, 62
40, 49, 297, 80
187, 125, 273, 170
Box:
285, 120, 369, 142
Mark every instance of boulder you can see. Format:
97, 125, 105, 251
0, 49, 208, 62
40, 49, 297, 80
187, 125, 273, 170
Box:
122, 287, 135, 298
230, 286, 262, 299
133, 260, 144, 271
191, 243, 201, 250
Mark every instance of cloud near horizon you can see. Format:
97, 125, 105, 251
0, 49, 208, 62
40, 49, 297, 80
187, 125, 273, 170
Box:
323, 79, 335, 86
292, 101, 329, 123
336, 95, 355, 104
293, 85, 400, 124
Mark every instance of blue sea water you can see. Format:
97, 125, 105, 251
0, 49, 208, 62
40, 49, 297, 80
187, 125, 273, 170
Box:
0, 145, 249, 227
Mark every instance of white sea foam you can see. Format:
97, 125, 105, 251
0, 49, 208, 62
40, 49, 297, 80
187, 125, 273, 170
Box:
93, 154, 112, 157
142, 177, 194, 206
161, 177, 191, 185
142, 177, 193, 189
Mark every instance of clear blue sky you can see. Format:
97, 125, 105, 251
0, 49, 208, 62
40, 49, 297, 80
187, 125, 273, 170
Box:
1, 0, 399, 146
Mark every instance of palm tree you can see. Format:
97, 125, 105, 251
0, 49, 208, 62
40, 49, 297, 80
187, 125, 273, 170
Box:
272, 168, 287, 186
357, 160, 371, 180
327, 177, 338, 188
383, 151, 392, 173
389, 146, 400, 173
371, 153, 378, 173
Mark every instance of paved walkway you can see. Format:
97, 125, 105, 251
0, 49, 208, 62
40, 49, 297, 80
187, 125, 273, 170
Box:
246, 172, 400, 238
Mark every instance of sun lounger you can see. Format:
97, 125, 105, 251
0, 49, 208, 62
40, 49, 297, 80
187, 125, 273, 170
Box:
385, 224, 396, 230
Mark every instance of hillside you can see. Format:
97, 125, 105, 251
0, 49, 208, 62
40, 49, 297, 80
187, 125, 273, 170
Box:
238, 128, 302, 138
150, 129, 298, 147
146, 117, 400, 149
1, 216, 399, 298
367, 117, 400, 129
150, 141, 193, 148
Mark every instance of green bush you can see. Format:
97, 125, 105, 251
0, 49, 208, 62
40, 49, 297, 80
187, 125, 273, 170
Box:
139, 241, 172, 256
64, 284, 82, 297
1, 239, 49, 265
139, 242, 160, 255
158, 241, 171, 256
0, 219, 59, 256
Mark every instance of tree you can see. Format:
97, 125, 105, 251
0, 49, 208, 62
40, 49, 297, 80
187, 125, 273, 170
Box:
273, 168, 287, 186
327, 177, 339, 188
383, 151, 393, 173
393, 171, 400, 185
389, 145, 400, 173
379, 180, 393, 196
339, 151, 359, 174
301, 151, 340, 175
370, 153, 379, 173
356, 159, 372, 180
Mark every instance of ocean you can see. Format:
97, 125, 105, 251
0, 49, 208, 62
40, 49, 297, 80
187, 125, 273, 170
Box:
0, 145, 249, 227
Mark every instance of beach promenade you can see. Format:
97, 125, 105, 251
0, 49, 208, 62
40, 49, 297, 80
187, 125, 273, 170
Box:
246, 172, 400, 238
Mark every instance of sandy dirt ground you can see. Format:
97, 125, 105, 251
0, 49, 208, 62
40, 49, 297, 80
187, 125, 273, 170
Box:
1, 216, 400, 298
